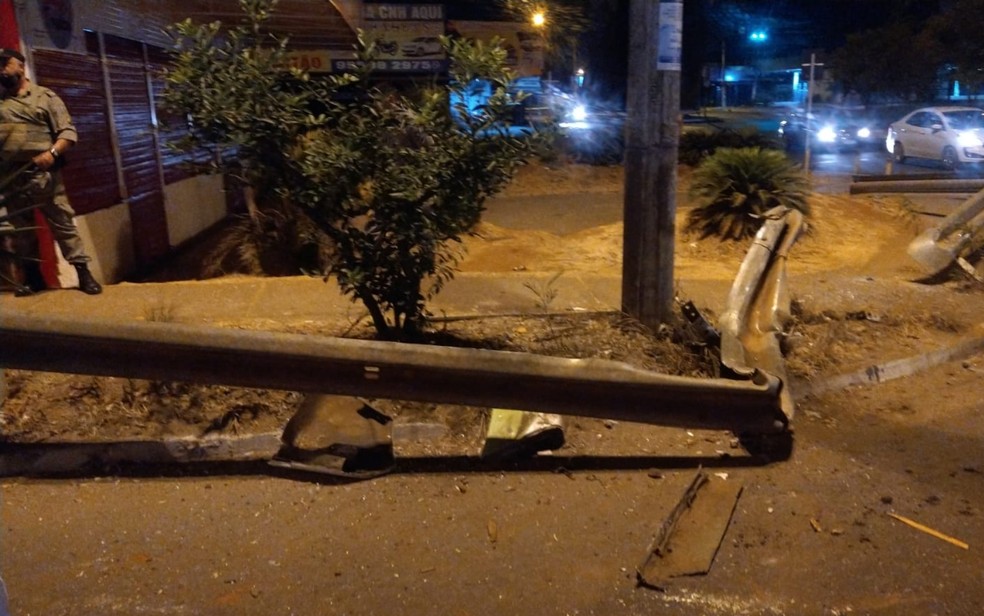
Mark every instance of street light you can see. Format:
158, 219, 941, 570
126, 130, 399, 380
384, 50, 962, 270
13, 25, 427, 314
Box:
531, 11, 546, 28
747, 29, 768, 103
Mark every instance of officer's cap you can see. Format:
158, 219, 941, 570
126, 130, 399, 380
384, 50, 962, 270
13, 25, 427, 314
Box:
0, 49, 25, 64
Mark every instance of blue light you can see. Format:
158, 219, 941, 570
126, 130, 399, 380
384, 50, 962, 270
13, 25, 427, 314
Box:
749, 30, 768, 42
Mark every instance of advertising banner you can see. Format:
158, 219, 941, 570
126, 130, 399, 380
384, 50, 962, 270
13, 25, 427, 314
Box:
340, 2, 447, 74
447, 20, 544, 78
15, 0, 85, 54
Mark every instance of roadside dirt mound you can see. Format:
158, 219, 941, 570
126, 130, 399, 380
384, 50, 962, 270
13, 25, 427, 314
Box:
462, 191, 916, 282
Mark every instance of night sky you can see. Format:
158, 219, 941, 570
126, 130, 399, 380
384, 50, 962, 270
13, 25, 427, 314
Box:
440, 0, 949, 106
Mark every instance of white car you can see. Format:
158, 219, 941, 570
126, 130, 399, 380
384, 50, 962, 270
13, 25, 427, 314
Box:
401, 36, 443, 57
886, 106, 984, 169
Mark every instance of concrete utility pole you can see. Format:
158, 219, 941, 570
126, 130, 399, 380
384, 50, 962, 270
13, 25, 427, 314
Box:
622, 0, 682, 328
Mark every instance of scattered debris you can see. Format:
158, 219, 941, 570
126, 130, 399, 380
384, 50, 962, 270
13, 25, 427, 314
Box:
481, 409, 565, 460
637, 469, 743, 590
269, 395, 394, 479
846, 310, 881, 322
888, 513, 969, 550
680, 300, 720, 346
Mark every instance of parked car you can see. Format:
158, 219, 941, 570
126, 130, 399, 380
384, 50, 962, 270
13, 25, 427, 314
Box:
778, 106, 878, 152
401, 36, 443, 57
886, 106, 984, 169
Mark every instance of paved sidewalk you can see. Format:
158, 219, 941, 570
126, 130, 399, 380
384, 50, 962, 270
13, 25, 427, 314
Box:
0, 271, 731, 327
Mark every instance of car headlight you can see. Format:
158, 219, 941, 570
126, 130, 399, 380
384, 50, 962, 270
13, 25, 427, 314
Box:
956, 131, 983, 148
570, 104, 588, 122
817, 126, 837, 143
856, 127, 871, 139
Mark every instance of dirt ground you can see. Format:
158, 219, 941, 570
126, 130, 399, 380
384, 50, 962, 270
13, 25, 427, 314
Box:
1, 162, 983, 615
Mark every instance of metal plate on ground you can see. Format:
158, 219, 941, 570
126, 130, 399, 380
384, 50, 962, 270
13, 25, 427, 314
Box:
637, 471, 743, 589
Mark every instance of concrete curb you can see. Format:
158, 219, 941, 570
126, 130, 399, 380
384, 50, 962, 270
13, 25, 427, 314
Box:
0, 432, 281, 476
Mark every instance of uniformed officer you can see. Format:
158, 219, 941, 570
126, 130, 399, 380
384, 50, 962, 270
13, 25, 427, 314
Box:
0, 47, 101, 295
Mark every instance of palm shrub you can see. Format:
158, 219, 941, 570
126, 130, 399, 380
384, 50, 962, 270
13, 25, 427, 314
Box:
162, 0, 544, 340
686, 147, 810, 240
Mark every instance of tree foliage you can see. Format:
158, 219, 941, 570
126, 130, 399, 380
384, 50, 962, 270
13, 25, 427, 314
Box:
931, 0, 984, 96
829, 22, 942, 102
830, 1, 984, 102
160, 1, 333, 204
686, 148, 809, 241
162, 0, 544, 340
677, 127, 780, 167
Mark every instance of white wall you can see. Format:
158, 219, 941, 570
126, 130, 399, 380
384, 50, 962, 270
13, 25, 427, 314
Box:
69, 173, 229, 285
72, 201, 135, 285
164, 174, 228, 249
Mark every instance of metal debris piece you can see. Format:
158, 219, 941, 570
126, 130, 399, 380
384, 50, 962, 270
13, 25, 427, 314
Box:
637, 469, 743, 590
269, 395, 394, 479
481, 409, 565, 460
680, 300, 720, 346
956, 257, 984, 283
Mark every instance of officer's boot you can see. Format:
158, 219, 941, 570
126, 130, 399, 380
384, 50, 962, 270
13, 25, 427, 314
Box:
74, 263, 102, 295
14, 260, 46, 297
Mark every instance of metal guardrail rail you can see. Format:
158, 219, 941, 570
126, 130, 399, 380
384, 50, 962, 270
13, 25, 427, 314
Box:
849, 178, 984, 195
718, 207, 804, 422
0, 312, 788, 435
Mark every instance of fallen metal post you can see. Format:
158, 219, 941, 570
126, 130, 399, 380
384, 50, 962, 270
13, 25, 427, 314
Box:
0, 312, 787, 435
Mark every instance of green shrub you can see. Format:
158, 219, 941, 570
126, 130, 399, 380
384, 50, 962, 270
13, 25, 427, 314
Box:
678, 128, 780, 167
686, 147, 810, 240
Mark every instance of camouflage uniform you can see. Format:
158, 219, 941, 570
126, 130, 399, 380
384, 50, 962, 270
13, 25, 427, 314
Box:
0, 82, 88, 264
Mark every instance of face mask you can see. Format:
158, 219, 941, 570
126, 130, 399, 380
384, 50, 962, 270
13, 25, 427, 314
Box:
0, 73, 20, 89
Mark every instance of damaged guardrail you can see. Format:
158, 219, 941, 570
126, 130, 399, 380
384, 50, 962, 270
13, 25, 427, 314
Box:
718, 206, 805, 423
0, 312, 789, 435
908, 186, 984, 279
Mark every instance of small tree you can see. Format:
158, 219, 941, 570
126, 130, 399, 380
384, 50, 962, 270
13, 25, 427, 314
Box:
160, 1, 333, 209
162, 0, 544, 340
686, 147, 809, 241
290, 37, 542, 338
